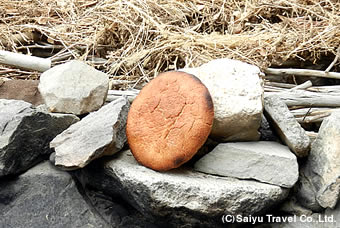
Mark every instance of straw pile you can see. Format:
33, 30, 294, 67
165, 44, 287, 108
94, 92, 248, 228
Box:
1, 0, 340, 83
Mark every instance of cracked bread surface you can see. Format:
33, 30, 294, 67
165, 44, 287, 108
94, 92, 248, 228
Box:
126, 71, 214, 171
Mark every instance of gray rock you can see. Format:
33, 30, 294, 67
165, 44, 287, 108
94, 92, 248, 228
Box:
297, 111, 340, 210
194, 141, 299, 188
295, 169, 323, 212
83, 188, 160, 228
264, 95, 311, 157
76, 150, 289, 227
272, 200, 340, 228
0, 99, 79, 177
279, 196, 313, 216
38, 60, 109, 115
51, 97, 130, 170
0, 161, 110, 228
180, 58, 263, 142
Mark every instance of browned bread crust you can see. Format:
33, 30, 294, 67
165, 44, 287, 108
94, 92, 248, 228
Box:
126, 71, 214, 171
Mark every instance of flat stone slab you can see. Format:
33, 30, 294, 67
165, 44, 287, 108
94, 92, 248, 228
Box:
51, 97, 130, 170
77, 150, 289, 227
194, 141, 299, 188
264, 95, 311, 157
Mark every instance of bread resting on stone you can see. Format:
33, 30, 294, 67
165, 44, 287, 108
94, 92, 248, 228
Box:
126, 71, 214, 171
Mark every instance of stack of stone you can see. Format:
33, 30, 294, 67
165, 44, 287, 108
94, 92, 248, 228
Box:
1, 59, 339, 228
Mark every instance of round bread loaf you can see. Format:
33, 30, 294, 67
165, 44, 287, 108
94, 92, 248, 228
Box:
126, 71, 214, 171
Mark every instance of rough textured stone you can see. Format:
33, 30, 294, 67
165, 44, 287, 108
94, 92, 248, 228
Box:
0, 80, 44, 106
51, 97, 130, 170
38, 60, 109, 115
0, 161, 110, 228
279, 196, 313, 216
0, 99, 79, 177
194, 141, 299, 188
295, 170, 323, 212
296, 111, 340, 210
272, 201, 340, 228
76, 150, 289, 227
264, 95, 311, 157
83, 187, 160, 228
180, 58, 263, 142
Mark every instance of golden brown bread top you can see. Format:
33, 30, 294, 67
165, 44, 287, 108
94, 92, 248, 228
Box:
126, 71, 214, 171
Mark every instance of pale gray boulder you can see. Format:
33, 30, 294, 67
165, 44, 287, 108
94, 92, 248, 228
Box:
180, 58, 263, 142
0, 99, 79, 177
38, 60, 109, 115
51, 97, 130, 170
264, 95, 310, 157
194, 141, 299, 188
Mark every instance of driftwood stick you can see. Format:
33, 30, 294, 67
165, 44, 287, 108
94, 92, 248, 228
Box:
289, 80, 312, 91
296, 112, 332, 123
290, 107, 333, 117
292, 108, 339, 123
265, 82, 340, 94
0, 50, 51, 72
265, 90, 340, 107
265, 81, 296, 89
265, 68, 340, 80
294, 108, 334, 115
308, 85, 340, 93
264, 85, 287, 92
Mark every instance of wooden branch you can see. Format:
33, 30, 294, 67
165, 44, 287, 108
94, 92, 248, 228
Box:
0, 50, 51, 72
265, 90, 340, 107
308, 85, 340, 93
289, 80, 312, 91
291, 107, 339, 123
264, 68, 340, 80
290, 107, 334, 117
296, 112, 332, 123
265, 81, 296, 89
265, 80, 312, 93
265, 82, 340, 94
264, 85, 287, 92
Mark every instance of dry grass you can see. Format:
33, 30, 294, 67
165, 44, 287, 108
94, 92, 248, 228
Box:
1, 0, 340, 84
